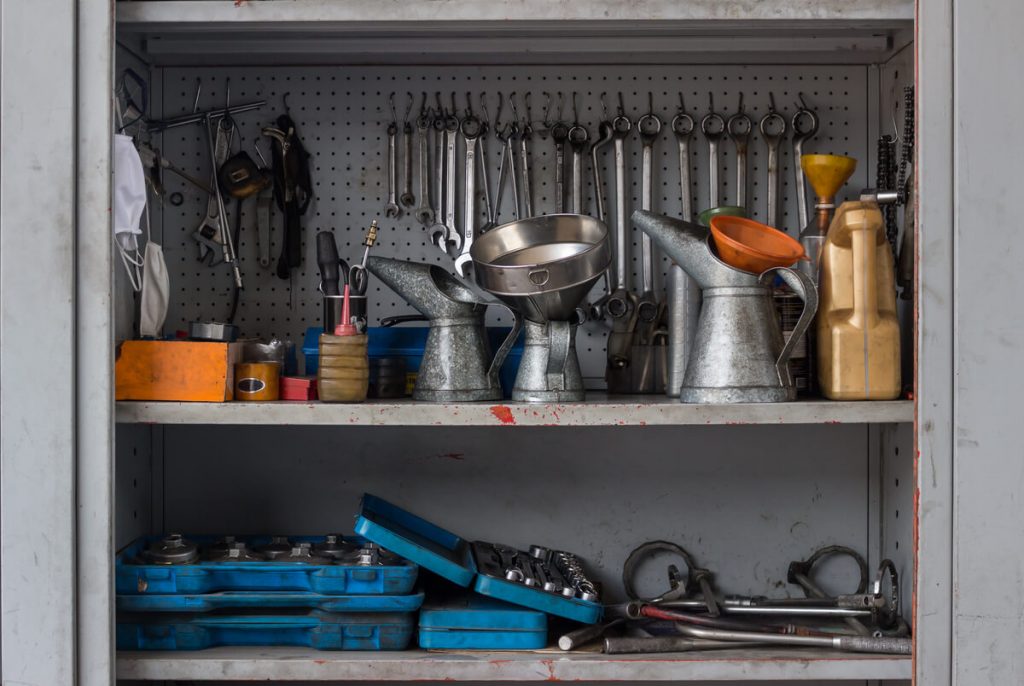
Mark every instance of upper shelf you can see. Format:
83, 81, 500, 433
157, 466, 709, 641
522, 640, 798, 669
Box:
115, 396, 913, 427
115, 1, 914, 65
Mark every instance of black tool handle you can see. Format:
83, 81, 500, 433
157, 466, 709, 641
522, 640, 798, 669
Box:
316, 231, 341, 296
277, 202, 302, 280
380, 314, 428, 328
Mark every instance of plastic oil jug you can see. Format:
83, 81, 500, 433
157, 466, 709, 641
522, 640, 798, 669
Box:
816, 201, 900, 400
318, 286, 369, 403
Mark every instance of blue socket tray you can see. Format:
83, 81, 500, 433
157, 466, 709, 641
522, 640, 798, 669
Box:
117, 590, 424, 613
117, 610, 415, 651
419, 595, 547, 650
354, 494, 602, 624
117, 535, 418, 596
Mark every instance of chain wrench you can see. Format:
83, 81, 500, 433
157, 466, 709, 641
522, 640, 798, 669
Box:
760, 94, 788, 229
384, 93, 401, 218
568, 92, 590, 215
668, 94, 699, 398
511, 93, 533, 217
637, 94, 662, 324
399, 92, 416, 208
701, 93, 726, 210
454, 101, 482, 277
427, 96, 449, 251
791, 93, 819, 229
726, 94, 752, 210
413, 95, 434, 225
605, 94, 634, 321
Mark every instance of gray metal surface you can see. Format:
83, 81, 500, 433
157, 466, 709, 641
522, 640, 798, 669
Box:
1, 1, 77, 683
150, 64, 872, 384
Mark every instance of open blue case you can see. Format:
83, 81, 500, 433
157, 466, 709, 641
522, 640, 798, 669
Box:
354, 494, 602, 624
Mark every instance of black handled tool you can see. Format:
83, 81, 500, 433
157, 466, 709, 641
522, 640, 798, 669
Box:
316, 231, 342, 297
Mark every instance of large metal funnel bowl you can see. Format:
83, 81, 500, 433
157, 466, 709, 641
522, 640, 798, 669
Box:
471, 214, 611, 322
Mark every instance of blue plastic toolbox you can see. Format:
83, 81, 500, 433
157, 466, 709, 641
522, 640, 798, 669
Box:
118, 590, 424, 613
117, 535, 418, 596
419, 596, 547, 650
117, 610, 416, 651
354, 494, 603, 624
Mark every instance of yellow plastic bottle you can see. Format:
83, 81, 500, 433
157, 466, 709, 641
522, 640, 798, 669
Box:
816, 201, 901, 400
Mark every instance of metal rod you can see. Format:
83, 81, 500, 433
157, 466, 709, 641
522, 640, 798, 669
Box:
147, 101, 266, 133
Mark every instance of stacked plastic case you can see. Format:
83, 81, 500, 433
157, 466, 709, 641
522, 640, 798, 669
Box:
116, 534, 422, 651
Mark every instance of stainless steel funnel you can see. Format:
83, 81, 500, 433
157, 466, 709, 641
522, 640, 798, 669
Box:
470, 214, 611, 323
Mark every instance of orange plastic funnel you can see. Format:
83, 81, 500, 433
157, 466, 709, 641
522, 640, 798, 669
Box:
710, 216, 807, 273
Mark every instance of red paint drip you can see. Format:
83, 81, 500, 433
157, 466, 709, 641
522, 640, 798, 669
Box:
490, 405, 515, 424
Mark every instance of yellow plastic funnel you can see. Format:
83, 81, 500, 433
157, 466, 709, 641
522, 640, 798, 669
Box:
801, 154, 857, 199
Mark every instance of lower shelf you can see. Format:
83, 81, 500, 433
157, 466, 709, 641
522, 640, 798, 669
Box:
116, 647, 912, 681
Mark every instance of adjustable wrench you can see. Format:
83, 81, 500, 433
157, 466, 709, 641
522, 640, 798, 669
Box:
399, 94, 416, 209
668, 97, 699, 398
454, 110, 482, 277
760, 95, 788, 229
701, 94, 726, 210
413, 98, 434, 226
637, 96, 662, 324
726, 95, 752, 210
791, 94, 819, 229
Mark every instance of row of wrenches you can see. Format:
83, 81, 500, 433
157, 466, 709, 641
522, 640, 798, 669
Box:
382, 91, 820, 287
491, 543, 600, 603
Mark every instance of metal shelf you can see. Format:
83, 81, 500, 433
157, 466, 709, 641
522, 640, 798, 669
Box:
115, 397, 913, 426
116, 647, 911, 682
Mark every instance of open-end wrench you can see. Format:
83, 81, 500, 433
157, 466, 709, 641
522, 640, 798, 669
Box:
511, 93, 534, 218
454, 105, 482, 277
668, 95, 699, 398
791, 93, 819, 229
701, 93, 726, 210
442, 104, 461, 252
384, 93, 401, 219
568, 93, 590, 215
414, 99, 434, 226
760, 94, 788, 229
637, 94, 662, 324
605, 95, 634, 321
726, 94, 752, 210
399, 92, 416, 209
550, 93, 569, 213
427, 96, 449, 251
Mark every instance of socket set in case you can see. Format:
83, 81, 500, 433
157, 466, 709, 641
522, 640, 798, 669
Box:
354, 494, 603, 624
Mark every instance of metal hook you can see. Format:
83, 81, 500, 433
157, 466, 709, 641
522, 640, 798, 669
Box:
768, 92, 778, 113
524, 92, 533, 125
253, 141, 269, 168
225, 78, 231, 111
572, 92, 580, 125
494, 91, 504, 129
450, 92, 458, 119
557, 92, 566, 122
465, 91, 474, 118
708, 92, 716, 113
541, 92, 553, 126
600, 92, 610, 121
419, 91, 428, 118
282, 92, 292, 116
434, 91, 444, 117
795, 92, 809, 111
192, 78, 202, 114
403, 92, 414, 123
646, 92, 654, 116
677, 92, 686, 114
389, 92, 398, 124
617, 92, 626, 116
479, 92, 491, 127
737, 93, 745, 113
509, 92, 521, 122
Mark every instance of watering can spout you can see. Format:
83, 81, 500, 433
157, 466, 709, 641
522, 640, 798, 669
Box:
367, 256, 480, 319
632, 210, 724, 289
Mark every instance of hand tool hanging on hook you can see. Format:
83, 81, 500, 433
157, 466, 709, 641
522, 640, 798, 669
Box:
145, 101, 266, 134
636, 93, 663, 325
428, 93, 449, 251
726, 94, 752, 210
414, 93, 435, 226
667, 93, 699, 399
477, 93, 496, 231
454, 95, 483, 277
263, 96, 313, 280
568, 93, 590, 215
443, 94, 462, 253
791, 93, 819, 230
399, 92, 416, 209
589, 93, 616, 317
760, 94, 788, 230
384, 93, 402, 219
491, 93, 515, 227
511, 93, 534, 218
701, 93, 726, 210
548, 93, 570, 214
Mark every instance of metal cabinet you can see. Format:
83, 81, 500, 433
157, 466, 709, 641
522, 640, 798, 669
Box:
0, 1, 984, 684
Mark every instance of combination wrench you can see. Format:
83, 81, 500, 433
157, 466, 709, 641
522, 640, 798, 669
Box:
701, 93, 726, 210
726, 94, 752, 210
791, 93, 819, 230
668, 95, 699, 398
413, 96, 434, 226
427, 97, 449, 251
454, 106, 482, 277
568, 93, 590, 215
636, 94, 662, 324
589, 95, 616, 317
442, 103, 461, 252
504, 118, 522, 221
399, 92, 416, 209
549, 94, 569, 213
605, 95, 635, 321
384, 93, 401, 219
477, 93, 496, 231
511, 93, 534, 218
760, 94, 789, 230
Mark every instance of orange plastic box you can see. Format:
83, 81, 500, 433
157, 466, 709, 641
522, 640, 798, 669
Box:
115, 340, 243, 402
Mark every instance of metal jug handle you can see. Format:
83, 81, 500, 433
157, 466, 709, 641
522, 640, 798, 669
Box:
545, 320, 572, 391
487, 308, 523, 390
758, 267, 819, 387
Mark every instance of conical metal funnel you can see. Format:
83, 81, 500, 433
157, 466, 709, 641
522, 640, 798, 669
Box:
470, 214, 611, 323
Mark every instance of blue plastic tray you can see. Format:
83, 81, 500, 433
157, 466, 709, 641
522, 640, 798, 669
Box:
117, 590, 424, 613
355, 495, 602, 624
117, 535, 418, 596
419, 596, 547, 650
117, 610, 415, 651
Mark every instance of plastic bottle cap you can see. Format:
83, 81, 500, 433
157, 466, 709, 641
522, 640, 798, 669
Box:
334, 284, 358, 336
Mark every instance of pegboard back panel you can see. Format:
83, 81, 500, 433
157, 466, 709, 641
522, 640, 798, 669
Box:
156, 64, 870, 381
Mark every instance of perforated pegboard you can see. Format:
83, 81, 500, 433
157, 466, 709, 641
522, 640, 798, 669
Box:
154, 65, 870, 381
